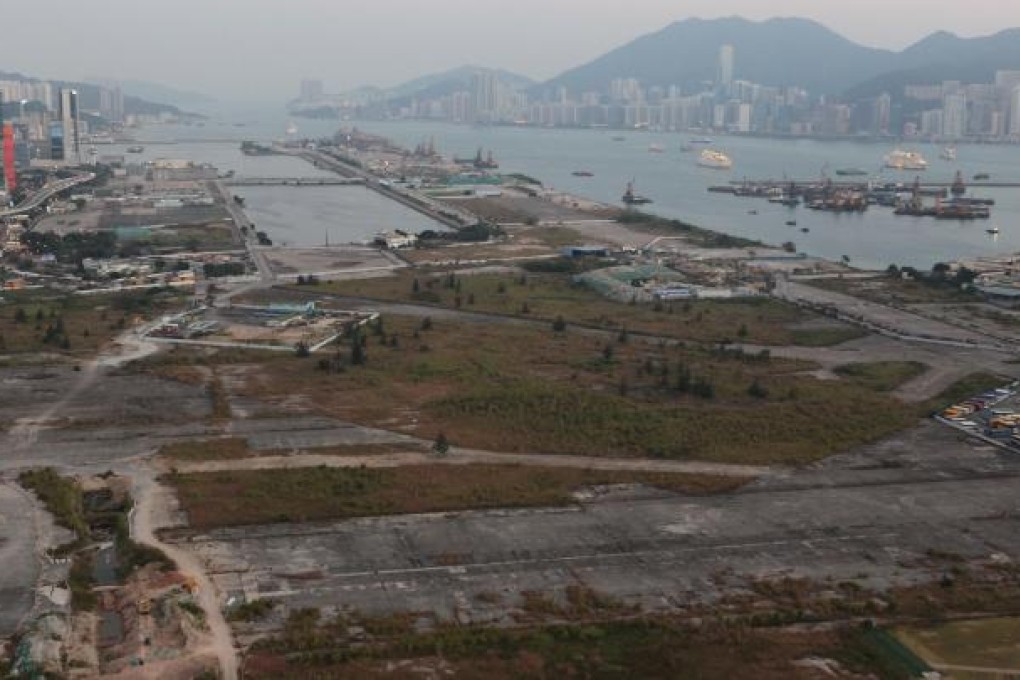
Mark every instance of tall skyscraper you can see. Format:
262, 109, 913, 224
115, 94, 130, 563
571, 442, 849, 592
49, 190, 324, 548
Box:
59, 88, 80, 165
718, 45, 735, 88
299, 79, 324, 103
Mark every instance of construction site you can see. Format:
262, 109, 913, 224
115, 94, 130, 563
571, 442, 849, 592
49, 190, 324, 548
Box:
145, 302, 376, 353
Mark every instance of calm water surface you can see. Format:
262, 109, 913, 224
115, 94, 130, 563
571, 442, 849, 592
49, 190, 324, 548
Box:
128, 108, 1020, 268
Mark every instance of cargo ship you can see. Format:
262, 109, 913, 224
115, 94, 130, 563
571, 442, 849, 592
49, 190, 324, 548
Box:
622, 181, 652, 205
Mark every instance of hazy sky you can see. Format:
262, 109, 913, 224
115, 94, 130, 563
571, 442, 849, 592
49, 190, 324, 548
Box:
4, 0, 1016, 102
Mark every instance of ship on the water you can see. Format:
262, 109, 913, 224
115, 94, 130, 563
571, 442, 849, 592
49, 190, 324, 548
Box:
126, 145, 144, 154
622, 181, 653, 205
835, 167, 868, 177
697, 149, 733, 169
454, 148, 499, 170
648, 143, 665, 153
884, 148, 928, 171
572, 170, 594, 177
940, 145, 957, 161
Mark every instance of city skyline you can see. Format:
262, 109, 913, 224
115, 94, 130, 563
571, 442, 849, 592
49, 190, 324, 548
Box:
2, 0, 1018, 101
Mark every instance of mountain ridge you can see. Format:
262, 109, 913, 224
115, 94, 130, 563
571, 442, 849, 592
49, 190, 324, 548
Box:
540, 17, 1020, 98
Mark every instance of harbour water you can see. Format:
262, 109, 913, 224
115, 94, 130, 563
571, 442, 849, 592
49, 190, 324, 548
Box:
125, 105, 1020, 269
104, 137, 447, 246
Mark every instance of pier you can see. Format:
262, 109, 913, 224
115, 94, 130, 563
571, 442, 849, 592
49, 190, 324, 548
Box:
223, 177, 365, 187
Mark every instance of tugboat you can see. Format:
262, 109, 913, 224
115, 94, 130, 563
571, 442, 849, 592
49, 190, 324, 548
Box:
951, 171, 966, 198
622, 181, 652, 205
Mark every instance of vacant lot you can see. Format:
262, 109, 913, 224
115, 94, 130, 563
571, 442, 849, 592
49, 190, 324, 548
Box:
897, 617, 1020, 676
168, 464, 742, 529
0, 288, 186, 356
301, 270, 861, 347
804, 275, 977, 306
228, 314, 915, 465
244, 616, 919, 680
834, 361, 928, 392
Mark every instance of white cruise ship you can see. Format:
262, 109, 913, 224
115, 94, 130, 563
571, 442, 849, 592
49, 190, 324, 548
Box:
884, 148, 928, 171
697, 149, 733, 169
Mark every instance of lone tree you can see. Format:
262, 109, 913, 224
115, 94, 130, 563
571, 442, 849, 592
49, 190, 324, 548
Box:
350, 330, 366, 365
432, 432, 450, 457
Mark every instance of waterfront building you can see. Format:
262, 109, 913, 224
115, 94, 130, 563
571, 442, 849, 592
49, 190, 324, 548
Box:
1010, 86, 1020, 138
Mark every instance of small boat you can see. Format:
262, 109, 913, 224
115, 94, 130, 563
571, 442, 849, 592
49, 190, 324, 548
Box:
748, 209, 758, 215
835, 168, 868, 176
987, 226, 1000, 235
974, 172, 991, 181
611, 136, 626, 142
571, 170, 594, 177
648, 143, 665, 153
800, 227, 810, 233
786, 220, 797, 226
622, 180, 652, 205
286, 121, 299, 136
126, 145, 144, 153
689, 137, 713, 144
940, 145, 957, 161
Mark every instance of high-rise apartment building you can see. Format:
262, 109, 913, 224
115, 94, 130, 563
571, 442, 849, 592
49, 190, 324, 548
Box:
942, 93, 967, 139
718, 45, 735, 88
470, 71, 500, 122
59, 88, 80, 165
1010, 86, 1020, 137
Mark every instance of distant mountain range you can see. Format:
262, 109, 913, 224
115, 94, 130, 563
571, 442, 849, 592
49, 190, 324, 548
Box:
0, 70, 193, 118
541, 17, 1020, 99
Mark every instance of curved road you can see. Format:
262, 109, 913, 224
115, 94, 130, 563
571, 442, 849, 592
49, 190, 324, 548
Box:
0, 172, 96, 218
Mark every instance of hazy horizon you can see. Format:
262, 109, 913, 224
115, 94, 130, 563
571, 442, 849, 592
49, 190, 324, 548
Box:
4, 0, 1018, 103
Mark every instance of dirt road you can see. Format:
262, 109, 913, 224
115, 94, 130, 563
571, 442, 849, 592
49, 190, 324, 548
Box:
130, 469, 239, 680
163, 446, 770, 478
